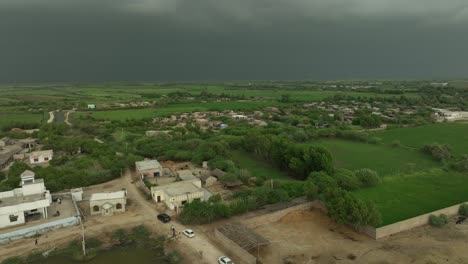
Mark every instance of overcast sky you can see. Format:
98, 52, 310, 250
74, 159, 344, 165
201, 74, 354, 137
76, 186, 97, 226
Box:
1, 0, 467, 83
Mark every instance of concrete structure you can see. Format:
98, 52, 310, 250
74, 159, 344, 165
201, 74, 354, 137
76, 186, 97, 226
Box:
0, 171, 52, 229
87, 104, 96, 109
135, 159, 163, 179
0, 145, 22, 170
70, 188, 84, 202
89, 191, 127, 216
430, 82, 449, 87
201, 174, 217, 187
151, 179, 204, 211
29, 150, 53, 164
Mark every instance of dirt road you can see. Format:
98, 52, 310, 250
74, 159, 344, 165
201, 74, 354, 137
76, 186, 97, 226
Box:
0, 171, 225, 263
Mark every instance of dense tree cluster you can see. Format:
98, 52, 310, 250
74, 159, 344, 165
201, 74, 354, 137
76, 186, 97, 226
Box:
243, 132, 333, 180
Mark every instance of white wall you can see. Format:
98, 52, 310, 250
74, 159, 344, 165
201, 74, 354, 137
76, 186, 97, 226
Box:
29, 154, 52, 164
0, 211, 25, 228
90, 198, 126, 216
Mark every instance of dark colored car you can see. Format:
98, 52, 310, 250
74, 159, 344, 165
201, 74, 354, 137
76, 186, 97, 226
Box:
157, 213, 171, 223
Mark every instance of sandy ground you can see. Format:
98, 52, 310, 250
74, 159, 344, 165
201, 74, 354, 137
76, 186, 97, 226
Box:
254, 209, 468, 264
0, 170, 225, 263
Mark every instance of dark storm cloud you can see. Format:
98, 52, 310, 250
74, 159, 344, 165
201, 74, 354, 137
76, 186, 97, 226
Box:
0, 0, 467, 82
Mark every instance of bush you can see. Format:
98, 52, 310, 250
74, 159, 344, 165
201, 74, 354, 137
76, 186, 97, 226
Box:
421, 143, 452, 161
355, 169, 380, 187
429, 214, 449, 227
459, 203, 468, 216
390, 140, 401, 147
334, 169, 360, 190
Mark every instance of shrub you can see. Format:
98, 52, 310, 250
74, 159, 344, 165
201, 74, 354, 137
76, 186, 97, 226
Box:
459, 203, 468, 216
421, 143, 452, 161
429, 214, 448, 227
334, 169, 360, 190
355, 168, 380, 187
390, 140, 401, 147
304, 179, 319, 200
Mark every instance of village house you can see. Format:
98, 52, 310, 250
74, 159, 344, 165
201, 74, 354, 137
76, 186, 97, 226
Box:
0, 170, 52, 229
200, 173, 217, 187
150, 179, 204, 211
0, 145, 23, 170
89, 191, 127, 216
135, 159, 163, 179
29, 150, 53, 164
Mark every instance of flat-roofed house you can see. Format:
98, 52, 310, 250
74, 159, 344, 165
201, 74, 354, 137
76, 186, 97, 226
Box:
89, 191, 127, 216
135, 159, 163, 179
151, 179, 204, 211
29, 150, 53, 164
0, 171, 52, 228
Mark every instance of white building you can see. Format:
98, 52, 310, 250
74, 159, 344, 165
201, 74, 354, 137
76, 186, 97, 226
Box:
135, 159, 163, 179
151, 179, 204, 211
29, 150, 53, 164
0, 170, 52, 229
89, 191, 127, 216
87, 104, 96, 109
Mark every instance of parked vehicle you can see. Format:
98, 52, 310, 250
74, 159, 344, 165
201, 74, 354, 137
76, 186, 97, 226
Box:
182, 229, 195, 238
157, 213, 171, 223
217, 256, 233, 264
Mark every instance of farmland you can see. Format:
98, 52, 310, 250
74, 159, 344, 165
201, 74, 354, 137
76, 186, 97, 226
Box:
354, 169, 468, 226
371, 123, 468, 156
306, 140, 439, 176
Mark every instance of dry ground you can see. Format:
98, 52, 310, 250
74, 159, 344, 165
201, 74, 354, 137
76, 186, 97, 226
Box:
253, 209, 468, 264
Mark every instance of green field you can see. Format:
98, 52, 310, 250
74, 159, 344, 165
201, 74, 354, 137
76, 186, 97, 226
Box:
230, 150, 290, 180
372, 123, 468, 156
0, 113, 44, 128
307, 140, 439, 176
77, 101, 283, 121
355, 169, 468, 226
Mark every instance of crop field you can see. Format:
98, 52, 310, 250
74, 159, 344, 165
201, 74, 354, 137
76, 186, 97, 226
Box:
230, 150, 290, 180
76, 101, 283, 121
0, 113, 44, 128
372, 123, 468, 156
306, 140, 439, 176
354, 169, 468, 226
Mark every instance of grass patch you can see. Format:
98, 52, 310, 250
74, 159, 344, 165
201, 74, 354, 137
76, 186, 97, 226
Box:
230, 150, 290, 180
0, 113, 44, 129
371, 123, 468, 156
306, 140, 439, 176
354, 169, 468, 226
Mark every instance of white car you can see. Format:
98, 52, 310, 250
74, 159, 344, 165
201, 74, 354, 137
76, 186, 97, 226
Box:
182, 229, 195, 238
218, 256, 233, 264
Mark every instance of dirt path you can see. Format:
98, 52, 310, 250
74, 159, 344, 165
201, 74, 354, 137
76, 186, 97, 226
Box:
0, 171, 225, 263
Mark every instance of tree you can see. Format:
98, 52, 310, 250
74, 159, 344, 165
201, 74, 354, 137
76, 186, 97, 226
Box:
421, 143, 452, 161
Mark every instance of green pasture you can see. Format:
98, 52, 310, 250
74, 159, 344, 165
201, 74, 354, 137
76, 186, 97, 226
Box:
230, 150, 290, 180
372, 123, 468, 156
0, 113, 44, 128
354, 169, 468, 226
306, 140, 439, 176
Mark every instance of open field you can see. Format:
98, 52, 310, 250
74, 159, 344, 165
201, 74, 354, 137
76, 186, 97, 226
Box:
230, 150, 290, 180
354, 169, 468, 226
0, 113, 44, 128
306, 140, 439, 176
371, 123, 468, 156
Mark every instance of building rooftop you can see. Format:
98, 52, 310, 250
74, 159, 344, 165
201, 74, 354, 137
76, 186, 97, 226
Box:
135, 160, 162, 172
0, 192, 48, 208
90, 191, 126, 201
0, 145, 23, 165
177, 170, 196, 181
152, 180, 202, 197
30, 150, 53, 157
